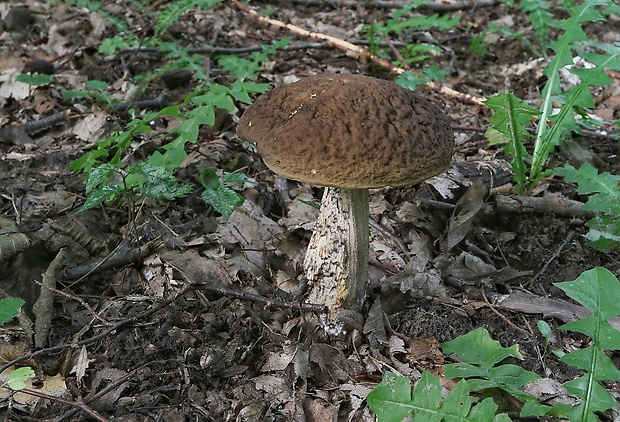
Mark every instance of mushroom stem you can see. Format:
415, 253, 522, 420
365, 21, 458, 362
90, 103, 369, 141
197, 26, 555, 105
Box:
304, 187, 369, 318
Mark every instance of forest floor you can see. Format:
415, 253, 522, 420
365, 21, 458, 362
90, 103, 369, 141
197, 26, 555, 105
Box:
0, 0, 619, 421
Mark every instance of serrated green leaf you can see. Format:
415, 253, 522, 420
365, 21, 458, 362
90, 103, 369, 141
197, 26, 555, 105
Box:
442, 327, 523, 366
0, 298, 25, 325
484, 93, 538, 193
85, 163, 116, 194
217, 55, 259, 79
564, 375, 616, 413
410, 371, 442, 420
367, 372, 415, 422
561, 318, 620, 349
201, 186, 245, 220
439, 379, 471, 419
555, 267, 620, 318
129, 162, 192, 200
368, 371, 511, 422
193, 84, 235, 111
80, 184, 123, 211
171, 104, 215, 144
561, 347, 620, 379
230, 80, 270, 104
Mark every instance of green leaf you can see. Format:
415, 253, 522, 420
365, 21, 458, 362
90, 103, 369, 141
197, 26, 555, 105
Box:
222, 172, 251, 184
442, 327, 523, 366
483, 93, 539, 193
367, 371, 416, 422
555, 267, 620, 319
367, 371, 511, 422
16, 73, 53, 86
442, 327, 540, 401
201, 186, 245, 220
128, 162, 192, 200
200, 168, 220, 190
537, 320, 553, 348
554, 267, 620, 419
4, 367, 35, 390
193, 84, 235, 111
86, 79, 109, 92
169, 104, 215, 148
84, 163, 116, 194
80, 184, 123, 211
0, 298, 25, 325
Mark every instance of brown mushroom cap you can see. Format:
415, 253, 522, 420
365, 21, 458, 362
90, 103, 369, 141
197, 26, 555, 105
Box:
236, 74, 454, 189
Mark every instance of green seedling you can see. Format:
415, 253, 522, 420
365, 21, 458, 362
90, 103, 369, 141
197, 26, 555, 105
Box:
367, 371, 511, 422
554, 163, 620, 250
64, 79, 114, 107
80, 161, 193, 212
0, 298, 24, 325
368, 267, 620, 421
485, 0, 620, 194
363, 0, 458, 84
200, 169, 253, 220
0, 298, 35, 391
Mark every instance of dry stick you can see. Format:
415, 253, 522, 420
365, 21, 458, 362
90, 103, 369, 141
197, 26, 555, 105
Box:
12, 388, 108, 422
494, 194, 594, 219
189, 283, 326, 312
453, 124, 619, 142
0, 283, 191, 373
525, 230, 577, 288
35, 281, 112, 327
33, 248, 67, 348
51, 370, 136, 422
58, 236, 164, 283
290, 0, 499, 12
230, 0, 486, 106
481, 289, 531, 337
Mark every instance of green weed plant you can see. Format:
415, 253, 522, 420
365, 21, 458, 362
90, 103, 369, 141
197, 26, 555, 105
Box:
0, 298, 35, 392
485, 0, 619, 194
484, 0, 620, 247
363, 0, 456, 90
367, 267, 620, 421
52, 0, 289, 219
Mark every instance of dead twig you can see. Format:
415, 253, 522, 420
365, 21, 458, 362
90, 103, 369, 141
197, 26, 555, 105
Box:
289, 0, 499, 12
525, 230, 577, 289
57, 236, 164, 283
453, 124, 619, 142
188, 283, 326, 312
481, 289, 531, 337
229, 0, 486, 106
494, 195, 594, 219
8, 387, 108, 422
35, 281, 112, 327
33, 248, 67, 348
0, 283, 191, 373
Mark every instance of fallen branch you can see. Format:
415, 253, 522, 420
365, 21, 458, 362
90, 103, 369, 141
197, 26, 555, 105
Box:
0, 283, 191, 373
493, 194, 594, 219
230, 0, 486, 105
188, 283, 326, 312
290, 0, 499, 12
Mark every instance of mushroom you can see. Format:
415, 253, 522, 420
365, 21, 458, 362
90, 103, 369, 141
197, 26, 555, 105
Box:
236, 74, 454, 332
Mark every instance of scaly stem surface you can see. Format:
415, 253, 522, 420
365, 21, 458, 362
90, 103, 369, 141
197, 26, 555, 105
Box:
304, 187, 369, 324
